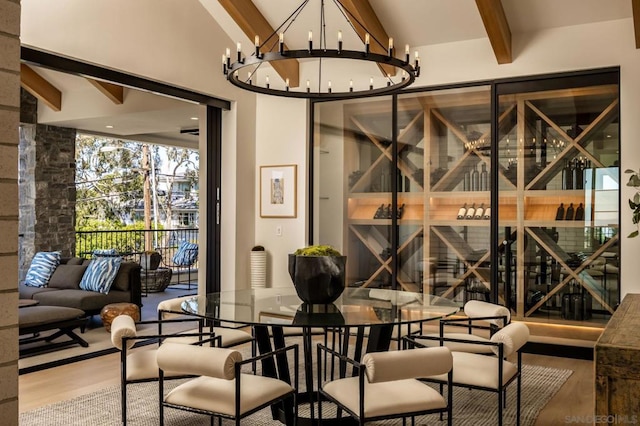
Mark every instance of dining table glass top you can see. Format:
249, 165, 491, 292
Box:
181, 287, 460, 328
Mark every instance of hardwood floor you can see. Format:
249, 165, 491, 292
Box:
19, 345, 594, 423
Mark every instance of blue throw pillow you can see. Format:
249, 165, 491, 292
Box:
93, 248, 118, 257
79, 255, 122, 294
172, 241, 198, 266
24, 251, 61, 287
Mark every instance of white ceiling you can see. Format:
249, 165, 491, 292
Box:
28, 0, 634, 144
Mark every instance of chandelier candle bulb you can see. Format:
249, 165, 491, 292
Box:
221, 0, 418, 98
306, 79, 310, 93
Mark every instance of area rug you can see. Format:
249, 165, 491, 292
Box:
20, 361, 572, 425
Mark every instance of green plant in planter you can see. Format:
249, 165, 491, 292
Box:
289, 245, 346, 304
293, 245, 341, 257
626, 169, 640, 237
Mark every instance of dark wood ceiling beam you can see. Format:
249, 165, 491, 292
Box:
20, 64, 62, 111
633, 0, 640, 48
339, 0, 396, 76
86, 78, 124, 104
475, 0, 512, 64
218, 0, 300, 87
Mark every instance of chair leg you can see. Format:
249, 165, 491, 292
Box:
517, 373, 522, 426
498, 391, 503, 426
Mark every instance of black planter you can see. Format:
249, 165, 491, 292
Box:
141, 252, 162, 270
293, 303, 345, 327
288, 254, 346, 305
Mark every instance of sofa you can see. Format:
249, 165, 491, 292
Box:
19, 257, 142, 316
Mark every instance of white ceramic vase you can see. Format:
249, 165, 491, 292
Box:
250, 250, 267, 288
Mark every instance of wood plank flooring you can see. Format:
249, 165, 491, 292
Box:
19, 346, 594, 424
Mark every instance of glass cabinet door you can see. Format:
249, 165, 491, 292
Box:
313, 69, 620, 326
496, 74, 620, 323
315, 97, 394, 289
399, 87, 492, 303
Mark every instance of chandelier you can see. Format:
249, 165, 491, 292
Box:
221, 0, 420, 99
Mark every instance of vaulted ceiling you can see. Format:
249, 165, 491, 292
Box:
20, 0, 640, 146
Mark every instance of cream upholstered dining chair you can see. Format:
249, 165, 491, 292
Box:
317, 344, 453, 426
414, 300, 511, 354
157, 296, 254, 349
412, 321, 530, 426
157, 341, 298, 426
110, 314, 217, 426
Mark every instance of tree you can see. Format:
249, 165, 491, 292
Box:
75, 135, 144, 227
75, 134, 199, 231
159, 147, 199, 229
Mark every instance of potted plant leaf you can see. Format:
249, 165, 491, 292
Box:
288, 245, 346, 304
626, 168, 640, 237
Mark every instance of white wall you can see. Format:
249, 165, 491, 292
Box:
254, 95, 308, 288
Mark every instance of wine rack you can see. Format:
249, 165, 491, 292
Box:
322, 70, 620, 327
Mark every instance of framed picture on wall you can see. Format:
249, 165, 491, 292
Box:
260, 164, 297, 218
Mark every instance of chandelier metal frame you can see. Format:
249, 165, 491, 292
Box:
222, 0, 420, 100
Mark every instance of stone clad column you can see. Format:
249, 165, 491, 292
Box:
0, 0, 21, 425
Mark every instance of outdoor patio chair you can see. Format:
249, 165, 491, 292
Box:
162, 240, 198, 290
317, 343, 453, 426
409, 322, 530, 426
110, 314, 218, 426
157, 342, 298, 426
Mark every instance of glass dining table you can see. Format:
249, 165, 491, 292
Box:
181, 287, 459, 425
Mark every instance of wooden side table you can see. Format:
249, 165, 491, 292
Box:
100, 302, 140, 332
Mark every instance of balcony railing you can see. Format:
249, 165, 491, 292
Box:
75, 228, 199, 264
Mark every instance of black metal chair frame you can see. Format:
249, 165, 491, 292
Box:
162, 246, 198, 290
406, 325, 524, 426
117, 317, 218, 426
316, 342, 453, 426
158, 344, 299, 426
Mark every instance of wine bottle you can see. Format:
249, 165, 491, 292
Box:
574, 158, 584, 190
565, 203, 575, 220
465, 203, 476, 219
483, 206, 491, 220
555, 203, 565, 221
471, 164, 480, 191
480, 163, 489, 191
463, 168, 471, 191
457, 203, 467, 220
575, 203, 584, 220
397, 203, 405, 219
562, 160, 573, 190
474, 203, 485, 219
385, 204, 392, 219
373, 203, 384, 219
